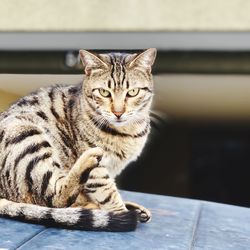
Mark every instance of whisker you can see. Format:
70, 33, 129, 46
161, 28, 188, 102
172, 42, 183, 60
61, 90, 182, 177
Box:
149, 110, 168, 125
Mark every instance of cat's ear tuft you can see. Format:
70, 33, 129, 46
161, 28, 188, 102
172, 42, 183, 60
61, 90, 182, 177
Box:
128, 48, 157, 72
79, 50, 108, 76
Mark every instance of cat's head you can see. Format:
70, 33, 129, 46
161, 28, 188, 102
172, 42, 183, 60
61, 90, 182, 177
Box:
79, 49, 156, 127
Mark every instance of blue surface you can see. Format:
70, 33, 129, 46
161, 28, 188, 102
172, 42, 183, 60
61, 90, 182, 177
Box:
0, 190, 250, 250
0, 218, 44, 249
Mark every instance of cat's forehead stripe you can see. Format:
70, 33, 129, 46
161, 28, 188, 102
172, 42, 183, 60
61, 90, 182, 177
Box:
108, 53, 129, 89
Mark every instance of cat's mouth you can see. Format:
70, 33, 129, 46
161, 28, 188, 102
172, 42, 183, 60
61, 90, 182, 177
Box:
111, 120, 126, 127
102, 113, 133, 127
109, 118, 130, 127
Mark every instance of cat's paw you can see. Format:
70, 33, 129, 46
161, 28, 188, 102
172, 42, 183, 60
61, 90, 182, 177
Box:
75, 147, 104, 181
85, 147, 104, 163
79, 147, 104, 167
125, 201, 152, 223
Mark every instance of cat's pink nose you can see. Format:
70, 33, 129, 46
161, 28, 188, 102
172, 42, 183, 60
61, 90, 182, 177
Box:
113, 111, 123, 119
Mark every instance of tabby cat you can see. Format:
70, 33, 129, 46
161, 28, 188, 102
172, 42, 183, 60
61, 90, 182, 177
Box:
0, 48, 157, 232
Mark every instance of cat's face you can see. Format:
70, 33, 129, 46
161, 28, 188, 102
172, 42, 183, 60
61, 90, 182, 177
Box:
79, 49, 156, 127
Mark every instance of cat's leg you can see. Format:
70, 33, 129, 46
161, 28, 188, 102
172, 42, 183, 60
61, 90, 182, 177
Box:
45, 147, 125, 212
125, 201, 151, 223
71, 192, 100, 209
52, 147, 103, 208
83, 166, 127, 213
83, 169, 150, 223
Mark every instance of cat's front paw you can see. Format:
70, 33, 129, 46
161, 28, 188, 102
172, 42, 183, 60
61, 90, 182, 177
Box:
85, 147, 104, 163
125, 201, 151, 223
79, 147, 104, 168
76, 147, 104, 184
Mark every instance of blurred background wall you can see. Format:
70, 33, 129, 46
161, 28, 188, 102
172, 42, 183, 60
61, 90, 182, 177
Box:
1, 0, 250, 32
0, 90, 19, 112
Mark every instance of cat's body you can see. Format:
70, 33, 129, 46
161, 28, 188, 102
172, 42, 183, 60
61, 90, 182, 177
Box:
0, 49, 156, 231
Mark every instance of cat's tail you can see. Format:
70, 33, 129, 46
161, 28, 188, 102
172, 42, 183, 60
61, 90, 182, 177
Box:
0, 198, 137, 232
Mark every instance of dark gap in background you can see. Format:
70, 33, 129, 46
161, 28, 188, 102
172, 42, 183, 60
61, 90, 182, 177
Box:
117, 121, 250, 207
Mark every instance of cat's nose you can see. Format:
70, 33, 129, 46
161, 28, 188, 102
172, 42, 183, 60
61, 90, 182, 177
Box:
113, 111, 123, 119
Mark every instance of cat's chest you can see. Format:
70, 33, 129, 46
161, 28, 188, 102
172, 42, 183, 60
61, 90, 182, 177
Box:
100, 135, 148, 177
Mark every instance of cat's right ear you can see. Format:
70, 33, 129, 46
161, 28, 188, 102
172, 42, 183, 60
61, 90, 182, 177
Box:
79, 50, 109, 76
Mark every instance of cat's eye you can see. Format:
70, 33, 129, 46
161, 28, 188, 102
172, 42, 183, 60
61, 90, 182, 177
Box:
127, 88, 140, 97
99, 88, 111, 97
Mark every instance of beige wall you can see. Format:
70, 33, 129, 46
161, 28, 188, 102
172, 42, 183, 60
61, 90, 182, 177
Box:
1, 0, 250, 31
154, 74, 250, 121
0, 90, 20, 112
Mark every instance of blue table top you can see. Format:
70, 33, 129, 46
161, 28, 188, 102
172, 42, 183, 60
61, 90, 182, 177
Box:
1, 190, 250, 250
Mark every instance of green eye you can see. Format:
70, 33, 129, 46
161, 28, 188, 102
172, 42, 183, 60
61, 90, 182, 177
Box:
99, 88, 111, 97
127, 88, 140, 97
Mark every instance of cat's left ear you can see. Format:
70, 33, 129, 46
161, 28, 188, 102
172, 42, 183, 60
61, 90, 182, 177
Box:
128, 48, 157, 72
79, 50, 109, 76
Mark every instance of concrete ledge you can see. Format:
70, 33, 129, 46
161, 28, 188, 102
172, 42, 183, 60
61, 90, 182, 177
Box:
2, 32, 250, 51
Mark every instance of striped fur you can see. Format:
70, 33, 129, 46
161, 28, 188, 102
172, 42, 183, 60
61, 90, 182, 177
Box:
0, 199, 137, 232
0, 48, 156, 231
